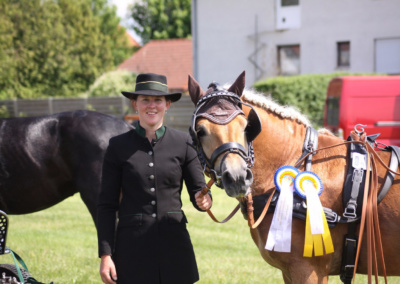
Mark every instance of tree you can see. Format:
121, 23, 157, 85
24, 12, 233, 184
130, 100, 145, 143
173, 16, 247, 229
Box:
89, 0, 135, 66
129, 0, 191, 44
0, 0, 133, 99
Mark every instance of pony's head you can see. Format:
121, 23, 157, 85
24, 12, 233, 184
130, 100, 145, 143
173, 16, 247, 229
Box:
188, 71, 261, 197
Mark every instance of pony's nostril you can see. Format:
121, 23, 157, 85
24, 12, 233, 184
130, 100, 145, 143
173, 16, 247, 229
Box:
245, 169, 254, 185
222, 171, 234, 185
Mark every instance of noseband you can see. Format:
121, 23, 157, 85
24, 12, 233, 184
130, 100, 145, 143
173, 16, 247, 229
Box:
189, 84, 261, 188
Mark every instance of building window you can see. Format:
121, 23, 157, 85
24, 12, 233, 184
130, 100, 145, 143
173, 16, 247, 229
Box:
276, 0, 301, 30
337, 41, 350, 67
278, 45, 300, 75
375, 38, 400, 74
282, 0, 299, 6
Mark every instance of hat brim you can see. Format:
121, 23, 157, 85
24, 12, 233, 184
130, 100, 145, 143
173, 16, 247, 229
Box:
121, 89, 181, 102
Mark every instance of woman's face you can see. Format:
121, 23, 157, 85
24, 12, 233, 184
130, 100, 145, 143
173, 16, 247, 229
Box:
132, 95, 171, 129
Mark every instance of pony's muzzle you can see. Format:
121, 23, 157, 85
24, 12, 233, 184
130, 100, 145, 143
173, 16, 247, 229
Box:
221, 167, 253, 197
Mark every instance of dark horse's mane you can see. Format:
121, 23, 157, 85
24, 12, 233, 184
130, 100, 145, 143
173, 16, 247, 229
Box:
0, 110, 133, 225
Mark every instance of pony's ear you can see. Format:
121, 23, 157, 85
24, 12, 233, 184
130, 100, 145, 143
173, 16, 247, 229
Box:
188, 74, 206, 105
228, 71, 246, 97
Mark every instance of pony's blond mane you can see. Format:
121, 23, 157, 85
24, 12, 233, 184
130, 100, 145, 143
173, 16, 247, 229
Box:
240, 88, 311, 127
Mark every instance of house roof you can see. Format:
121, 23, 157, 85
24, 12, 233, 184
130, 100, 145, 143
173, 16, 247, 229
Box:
125, 31, 140, 47
118, 38, 193, 92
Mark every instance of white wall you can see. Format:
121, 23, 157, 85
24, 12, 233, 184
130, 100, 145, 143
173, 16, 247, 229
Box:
192, 0, 400, 88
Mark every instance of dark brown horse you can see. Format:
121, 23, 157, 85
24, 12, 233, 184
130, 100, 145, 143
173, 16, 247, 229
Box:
188, 72, 400, 283
0, 110, 132, 225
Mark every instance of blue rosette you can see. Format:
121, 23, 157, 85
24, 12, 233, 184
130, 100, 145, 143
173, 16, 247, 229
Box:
293, 171, 323, 199
274, 166, 299, 192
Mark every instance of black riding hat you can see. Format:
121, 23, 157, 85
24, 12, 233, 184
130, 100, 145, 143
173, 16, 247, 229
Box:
121, 73, 181, 102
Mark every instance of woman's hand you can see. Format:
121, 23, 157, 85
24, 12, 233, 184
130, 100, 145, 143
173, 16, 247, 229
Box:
100, 255, 117, 284
195, 191, 212, 210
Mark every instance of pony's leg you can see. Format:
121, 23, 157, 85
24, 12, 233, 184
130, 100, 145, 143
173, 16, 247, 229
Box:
289, 264, 329, 284
282, 272, 292, 284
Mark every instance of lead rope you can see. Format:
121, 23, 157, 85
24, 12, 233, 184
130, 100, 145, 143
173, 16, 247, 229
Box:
197, 179, 241, 223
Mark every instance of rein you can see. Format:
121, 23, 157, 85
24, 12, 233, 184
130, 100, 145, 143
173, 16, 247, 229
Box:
246, 138, 400, 229
245, 131, 400, 283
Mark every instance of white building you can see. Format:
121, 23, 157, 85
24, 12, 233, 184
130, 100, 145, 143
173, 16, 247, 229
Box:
191, 0, 400, 87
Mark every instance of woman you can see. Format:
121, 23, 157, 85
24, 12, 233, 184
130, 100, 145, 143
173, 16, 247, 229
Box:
97, 73, 212, 284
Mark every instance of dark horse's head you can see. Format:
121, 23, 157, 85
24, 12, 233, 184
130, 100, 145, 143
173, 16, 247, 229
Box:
188, 71, 262, 198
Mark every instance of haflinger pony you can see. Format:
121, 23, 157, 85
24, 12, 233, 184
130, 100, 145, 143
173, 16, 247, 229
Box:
0, 110, 133, 226
188, 71, 400, 284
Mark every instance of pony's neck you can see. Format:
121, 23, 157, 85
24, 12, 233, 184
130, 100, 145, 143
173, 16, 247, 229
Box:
251, 115, 308, 195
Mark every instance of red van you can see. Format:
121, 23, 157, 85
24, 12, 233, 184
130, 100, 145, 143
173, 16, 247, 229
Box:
324, 76, 400, 147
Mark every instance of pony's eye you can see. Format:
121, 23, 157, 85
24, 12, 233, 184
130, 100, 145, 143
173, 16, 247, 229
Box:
196, 127, 206, 138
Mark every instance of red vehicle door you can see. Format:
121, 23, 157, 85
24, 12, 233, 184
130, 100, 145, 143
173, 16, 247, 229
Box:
324, 76, 400, 147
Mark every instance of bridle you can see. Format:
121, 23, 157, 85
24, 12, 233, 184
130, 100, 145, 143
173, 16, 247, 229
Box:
189, 84, 261, 188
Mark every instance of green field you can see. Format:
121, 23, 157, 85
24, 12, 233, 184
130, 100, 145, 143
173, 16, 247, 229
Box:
4, 186, 399, 283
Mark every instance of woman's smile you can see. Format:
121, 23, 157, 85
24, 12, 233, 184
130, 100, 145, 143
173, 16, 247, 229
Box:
132, 95, 171, 131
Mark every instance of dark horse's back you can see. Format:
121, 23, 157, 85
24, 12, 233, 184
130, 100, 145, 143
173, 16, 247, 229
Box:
0, 110, 133, 224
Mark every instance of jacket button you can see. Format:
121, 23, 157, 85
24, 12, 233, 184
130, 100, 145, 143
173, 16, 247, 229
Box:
152, 213, 157, 218
149, 162, 154, 167
151, 200, 156, 205
149, 175, 154, 180
148, 151, 153, 156
150, 188, 155, 192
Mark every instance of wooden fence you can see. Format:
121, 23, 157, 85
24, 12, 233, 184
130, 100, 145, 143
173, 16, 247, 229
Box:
0, 95, 195, 132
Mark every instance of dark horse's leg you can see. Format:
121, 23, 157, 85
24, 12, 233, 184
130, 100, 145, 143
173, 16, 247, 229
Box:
72, 143, 113, 227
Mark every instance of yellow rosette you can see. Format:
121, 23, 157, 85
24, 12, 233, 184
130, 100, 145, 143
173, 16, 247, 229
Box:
294, 171, 334, 257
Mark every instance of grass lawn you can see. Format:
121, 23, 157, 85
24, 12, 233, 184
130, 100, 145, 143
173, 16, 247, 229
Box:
4, 186, 400, 283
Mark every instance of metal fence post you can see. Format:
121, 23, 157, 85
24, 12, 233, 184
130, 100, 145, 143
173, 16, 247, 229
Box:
13, 99, 18, 117
48, 97, 53, 114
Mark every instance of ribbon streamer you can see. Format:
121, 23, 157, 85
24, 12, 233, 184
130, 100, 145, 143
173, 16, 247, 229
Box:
266, 166, 299, 253
266, 176, 294, 252
294, 172, 334, 257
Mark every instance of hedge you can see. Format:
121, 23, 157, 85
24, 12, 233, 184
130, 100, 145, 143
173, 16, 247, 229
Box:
86, 70, 137, 97
252, 73, 376, 128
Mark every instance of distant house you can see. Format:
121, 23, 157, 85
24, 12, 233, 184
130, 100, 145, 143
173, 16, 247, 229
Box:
125, 31, 141, 48
118, 38, 192, 92
192, 0, 400, 87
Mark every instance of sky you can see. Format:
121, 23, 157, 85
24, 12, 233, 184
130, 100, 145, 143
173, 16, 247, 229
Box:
109, 0, 141, 43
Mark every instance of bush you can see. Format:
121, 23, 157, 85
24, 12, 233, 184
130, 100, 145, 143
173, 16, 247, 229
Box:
87, 70, 137, 97
0, 105, 10, 118
253, 73, 376, 128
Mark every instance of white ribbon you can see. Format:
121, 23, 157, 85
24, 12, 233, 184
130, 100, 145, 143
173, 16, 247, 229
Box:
265, 177, 294, 252
304, 181, 324, 235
